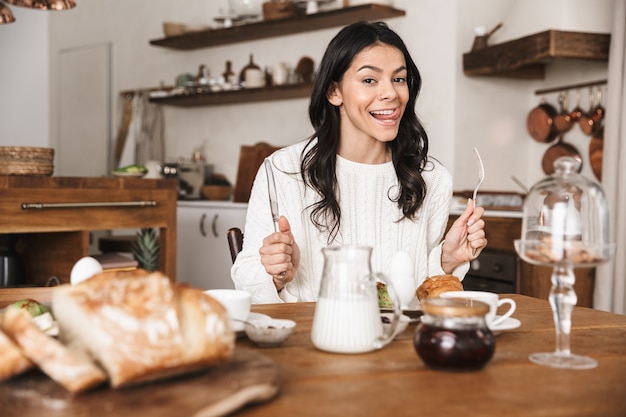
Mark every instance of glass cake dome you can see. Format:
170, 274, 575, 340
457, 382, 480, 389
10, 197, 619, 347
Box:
514, 156, 615, 370
515, 156, 614, 267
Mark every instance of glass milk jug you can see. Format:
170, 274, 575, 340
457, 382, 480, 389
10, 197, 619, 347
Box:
311, 245, 402, 353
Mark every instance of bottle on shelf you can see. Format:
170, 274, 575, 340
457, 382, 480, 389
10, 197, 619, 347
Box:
239, 54, 265, 88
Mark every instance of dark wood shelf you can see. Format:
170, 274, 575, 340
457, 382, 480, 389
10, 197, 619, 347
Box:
145, 3, 405, 107
148, 83, 313, 107
463, 30, 610, 80
149, 4, 406, 50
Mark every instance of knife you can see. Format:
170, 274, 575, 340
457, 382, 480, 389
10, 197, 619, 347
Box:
264, 158, 279, 232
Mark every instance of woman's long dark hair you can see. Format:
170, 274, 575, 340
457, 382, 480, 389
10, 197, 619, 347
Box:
302, 21, 429, 243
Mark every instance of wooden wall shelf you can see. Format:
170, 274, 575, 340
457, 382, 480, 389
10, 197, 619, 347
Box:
143, 4, 405, 107
149, 83, 313, 107
149, 4, 406, 50
463, 30, 611, 80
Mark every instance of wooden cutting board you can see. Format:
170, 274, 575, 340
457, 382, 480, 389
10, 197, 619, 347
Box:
1, 348, 280, 417
233, 142, 281, 203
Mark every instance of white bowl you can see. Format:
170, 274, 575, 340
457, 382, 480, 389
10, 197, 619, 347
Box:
244, 318, 296, 347
204, 289, 251, 324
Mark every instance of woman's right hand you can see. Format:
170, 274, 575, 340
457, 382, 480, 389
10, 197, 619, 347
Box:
259, 216, 300, 291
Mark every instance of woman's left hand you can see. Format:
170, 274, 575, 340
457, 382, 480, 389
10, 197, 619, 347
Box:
441, 199, 487, 273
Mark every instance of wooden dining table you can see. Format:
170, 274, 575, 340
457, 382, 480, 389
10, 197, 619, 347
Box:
234, 294, 626, 417
2, 294, 625, 417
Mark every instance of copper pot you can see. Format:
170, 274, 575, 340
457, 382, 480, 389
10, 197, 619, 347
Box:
569, 89, 584, 122
589, 125, 604, 181
541, 136, 582, 175
527, 100, 558, 143
579, 88, 605, 136
553, 92, 573, 134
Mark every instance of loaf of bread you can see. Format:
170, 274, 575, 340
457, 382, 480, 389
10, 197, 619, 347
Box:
52, 269, 236, 388
416, 274, 464, 302
0, 328, 34, 382
1, 306, 107, 393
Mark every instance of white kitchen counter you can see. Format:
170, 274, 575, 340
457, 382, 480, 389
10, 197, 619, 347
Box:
177, 200, 248, 210
178, 199, 522, 219
449, 198, 522, 218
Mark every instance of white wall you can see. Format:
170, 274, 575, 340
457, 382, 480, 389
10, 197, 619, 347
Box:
0, 7, 48, 147
454, 0, 614, 192
0, 0, 615, 192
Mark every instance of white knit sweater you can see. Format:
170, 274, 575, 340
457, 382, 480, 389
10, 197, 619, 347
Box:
231, 139, 467, 304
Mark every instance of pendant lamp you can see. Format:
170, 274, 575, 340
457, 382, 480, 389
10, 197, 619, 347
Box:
4, 0, 76, 11
0, 3, 15, 23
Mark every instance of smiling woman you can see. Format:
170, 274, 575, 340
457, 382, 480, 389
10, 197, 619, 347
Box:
231, 21, 487, 304
327, 43, 409, 157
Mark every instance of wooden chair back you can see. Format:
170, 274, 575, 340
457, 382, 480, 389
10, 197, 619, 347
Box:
226, 227, 243, 263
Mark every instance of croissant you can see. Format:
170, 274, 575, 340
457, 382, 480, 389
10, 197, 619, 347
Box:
416, 274, 464, 302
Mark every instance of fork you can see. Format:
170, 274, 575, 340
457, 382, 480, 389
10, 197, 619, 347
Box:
471, 148, 484, 257
472, 147, 484, 207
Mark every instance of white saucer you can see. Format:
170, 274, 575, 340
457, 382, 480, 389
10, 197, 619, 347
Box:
381, 313, 410, 339
489, 316, 521, 333
232, 312, 271, 332
111, 171, 145, 178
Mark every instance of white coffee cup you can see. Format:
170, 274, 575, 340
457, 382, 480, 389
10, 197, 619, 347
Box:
440, 291, 516, 328
144, 160, 162, 179
204, 289, 251, 323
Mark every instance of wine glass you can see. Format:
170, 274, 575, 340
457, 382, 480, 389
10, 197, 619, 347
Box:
515, 156, 615, 369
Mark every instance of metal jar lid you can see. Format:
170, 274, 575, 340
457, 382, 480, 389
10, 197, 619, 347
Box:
421, 297, 490, 317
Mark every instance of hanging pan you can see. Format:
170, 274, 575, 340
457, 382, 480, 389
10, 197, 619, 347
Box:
579, 87, 605, 136
553, 92, 573, 134
541, 135, 583, 175
527, 99, 559, 143
589, 125, 604, 181
569, 89, 584, 122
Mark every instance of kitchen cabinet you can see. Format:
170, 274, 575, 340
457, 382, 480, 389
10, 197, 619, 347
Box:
463, 30, 610, 80
146, 3, 405, 108
177, 201, 247, 290
447, 214, 595, 308
0, 176, 178, 308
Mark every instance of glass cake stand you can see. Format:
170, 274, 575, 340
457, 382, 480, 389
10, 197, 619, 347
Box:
515, 156, 615, 370
515, 240, 615, 369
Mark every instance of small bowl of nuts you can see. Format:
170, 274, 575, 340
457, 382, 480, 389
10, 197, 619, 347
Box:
244, 318, 296, 347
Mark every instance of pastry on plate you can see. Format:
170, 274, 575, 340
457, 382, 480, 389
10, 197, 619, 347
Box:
416, 274, 464, 302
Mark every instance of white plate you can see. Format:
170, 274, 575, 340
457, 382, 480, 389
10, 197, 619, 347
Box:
112, 171, 145, 178
489, 316, 521, 333
232, 312, 271, 333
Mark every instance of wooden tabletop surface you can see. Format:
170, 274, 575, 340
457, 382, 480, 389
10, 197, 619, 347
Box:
234, 295, 626, 417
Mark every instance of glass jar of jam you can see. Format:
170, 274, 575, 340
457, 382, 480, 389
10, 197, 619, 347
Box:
414, 297, 495, 371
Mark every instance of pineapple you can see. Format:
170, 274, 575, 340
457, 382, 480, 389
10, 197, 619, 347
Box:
132, 228, 160, 272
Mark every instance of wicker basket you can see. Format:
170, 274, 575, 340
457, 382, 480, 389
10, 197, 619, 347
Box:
202, 185, 233, 201
0, 146, 54, 176
262, 1, 296, 21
